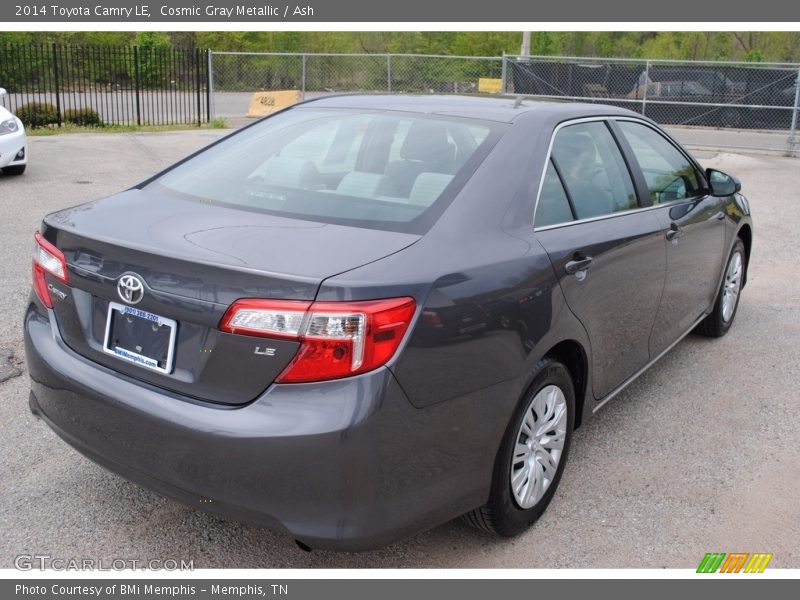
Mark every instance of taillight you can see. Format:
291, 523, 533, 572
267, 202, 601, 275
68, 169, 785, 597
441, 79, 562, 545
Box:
219, 299, 311, 339
32, 231, 69, 309
220, 297, 417, 383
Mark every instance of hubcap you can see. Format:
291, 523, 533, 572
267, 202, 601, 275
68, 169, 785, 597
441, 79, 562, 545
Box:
721, 251, 743, 322
510, 384, 568, 509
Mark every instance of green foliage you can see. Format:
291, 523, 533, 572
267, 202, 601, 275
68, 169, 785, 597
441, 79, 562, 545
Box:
64, 108, 102, 126
15, 102, 59, 128
132, 32, 173, 88
134, 31, 172, 48
1, 31, 799, 62
451, 32, 518, 56
744, 49, 765, 62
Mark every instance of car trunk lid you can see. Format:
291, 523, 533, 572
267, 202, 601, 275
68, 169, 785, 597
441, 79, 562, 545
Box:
41, 189, 419, 405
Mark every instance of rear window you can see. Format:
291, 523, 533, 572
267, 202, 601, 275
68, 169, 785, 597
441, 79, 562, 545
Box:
149, 107, 504, 233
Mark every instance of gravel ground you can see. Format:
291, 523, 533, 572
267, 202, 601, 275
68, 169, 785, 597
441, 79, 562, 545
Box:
0, 130, 798, 569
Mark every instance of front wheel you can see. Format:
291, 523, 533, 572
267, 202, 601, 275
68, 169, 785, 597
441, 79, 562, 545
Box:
696, 238, 746, 337
463, 358, 575, 536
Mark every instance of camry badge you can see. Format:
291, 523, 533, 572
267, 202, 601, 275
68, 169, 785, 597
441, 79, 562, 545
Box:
117, 274, 145, 305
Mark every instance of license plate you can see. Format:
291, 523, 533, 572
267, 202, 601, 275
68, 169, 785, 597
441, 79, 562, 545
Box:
103, 302, 177, 374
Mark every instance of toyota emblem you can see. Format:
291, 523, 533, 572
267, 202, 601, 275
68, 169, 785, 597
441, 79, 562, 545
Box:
117, 274, 145, 305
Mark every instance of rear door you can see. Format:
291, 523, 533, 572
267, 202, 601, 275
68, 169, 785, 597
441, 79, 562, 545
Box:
534, 120, 666, 399
612, 119, 726, 356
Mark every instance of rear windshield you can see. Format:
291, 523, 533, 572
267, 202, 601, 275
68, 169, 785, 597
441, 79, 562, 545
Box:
148, 107, 505, 233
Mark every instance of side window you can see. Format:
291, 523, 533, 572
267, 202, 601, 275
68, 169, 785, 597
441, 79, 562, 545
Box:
535, 160, 574, 228
616, 120, 702, 204
551, 121, 638, 220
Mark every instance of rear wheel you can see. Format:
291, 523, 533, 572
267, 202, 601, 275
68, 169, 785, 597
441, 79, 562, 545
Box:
696, 238, 746, 337
463, 358, 575, 535
2, 165, 26, 176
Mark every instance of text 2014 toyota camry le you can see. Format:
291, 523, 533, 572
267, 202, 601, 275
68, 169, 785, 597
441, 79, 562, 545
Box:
24, 95, 752, 550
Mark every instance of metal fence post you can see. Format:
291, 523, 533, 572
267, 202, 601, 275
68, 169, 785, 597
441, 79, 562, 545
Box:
501, 53, 508, 94
301, 54, 307, 96
133, 46, 141, 126
206, 49, 214, 121
387, 54, 392, 93
641, 60, 651, 117
51, 43, 62, 127
195, 47, 202, 126
788, 67, 800, 157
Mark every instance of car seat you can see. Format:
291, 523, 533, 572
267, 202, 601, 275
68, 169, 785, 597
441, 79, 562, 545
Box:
384, 121, 456, 197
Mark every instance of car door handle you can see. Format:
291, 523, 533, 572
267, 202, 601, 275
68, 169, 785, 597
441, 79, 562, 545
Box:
666, 223, 684, 241
565, 256, 593, 274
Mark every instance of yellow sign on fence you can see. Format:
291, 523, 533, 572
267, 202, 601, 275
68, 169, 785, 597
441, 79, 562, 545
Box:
478, 78, 503, 94
247, 90, 304, 117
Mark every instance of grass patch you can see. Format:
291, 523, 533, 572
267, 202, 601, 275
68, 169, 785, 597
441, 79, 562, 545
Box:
27, 118, 229, 136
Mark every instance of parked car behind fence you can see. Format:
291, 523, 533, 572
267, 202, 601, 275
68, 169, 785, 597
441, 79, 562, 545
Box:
509, 57, 799, 130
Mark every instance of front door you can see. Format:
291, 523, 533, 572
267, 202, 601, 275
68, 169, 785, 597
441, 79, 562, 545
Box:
612, 119, 727, 356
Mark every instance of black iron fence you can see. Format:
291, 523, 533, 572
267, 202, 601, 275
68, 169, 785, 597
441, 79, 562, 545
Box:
0, 44, 211, 126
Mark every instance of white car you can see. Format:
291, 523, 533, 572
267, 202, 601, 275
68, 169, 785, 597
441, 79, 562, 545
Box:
0, 87, 27, 176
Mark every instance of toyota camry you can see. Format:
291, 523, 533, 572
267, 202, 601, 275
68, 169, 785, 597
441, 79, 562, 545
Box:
24, 95, 752, 550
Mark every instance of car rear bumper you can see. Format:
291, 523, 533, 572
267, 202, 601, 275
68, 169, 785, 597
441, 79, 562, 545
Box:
24, 301, 498, 550
0, 129, 26, 168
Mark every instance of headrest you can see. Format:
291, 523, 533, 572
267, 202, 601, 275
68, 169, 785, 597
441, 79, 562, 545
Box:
408, 173, 454, 206
553, 130, 597, 166
257, 156, 324, 189
336, 171, 392, 199
400, 121, 455, 163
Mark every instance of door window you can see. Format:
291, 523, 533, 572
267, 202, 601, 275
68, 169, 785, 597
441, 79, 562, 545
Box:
551, 121, 638, 220
534, 160, 575, 228
617, 120, 702, 204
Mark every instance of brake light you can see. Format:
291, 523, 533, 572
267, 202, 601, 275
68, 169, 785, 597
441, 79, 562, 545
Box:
32, 231, 69, 309
220, 297, 417, 383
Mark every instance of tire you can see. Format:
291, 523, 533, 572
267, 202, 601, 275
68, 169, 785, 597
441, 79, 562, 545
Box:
696, 238, 746, 338
463, 357, 575, 536
2, 164, 26, 176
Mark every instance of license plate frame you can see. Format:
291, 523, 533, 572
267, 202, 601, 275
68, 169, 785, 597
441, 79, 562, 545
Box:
102, 301, 177, 374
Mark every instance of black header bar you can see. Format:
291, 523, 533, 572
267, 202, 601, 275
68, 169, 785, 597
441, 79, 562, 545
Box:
2, 0, 800, 23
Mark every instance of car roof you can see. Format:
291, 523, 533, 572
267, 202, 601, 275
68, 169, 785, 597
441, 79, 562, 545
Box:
300, 94, 643, 124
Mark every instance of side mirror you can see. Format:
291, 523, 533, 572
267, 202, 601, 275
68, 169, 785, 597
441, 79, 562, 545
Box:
0, 88, 7, 98
706, 168, 741, 197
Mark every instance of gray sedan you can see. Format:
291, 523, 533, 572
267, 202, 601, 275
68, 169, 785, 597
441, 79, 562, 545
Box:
24, 95, 752, 550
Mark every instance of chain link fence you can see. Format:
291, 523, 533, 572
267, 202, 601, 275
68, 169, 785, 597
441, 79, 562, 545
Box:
504, 55, 800, 155
208, 52, 503, 120
211, 52, 503, 94
209, 51, 800, 155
